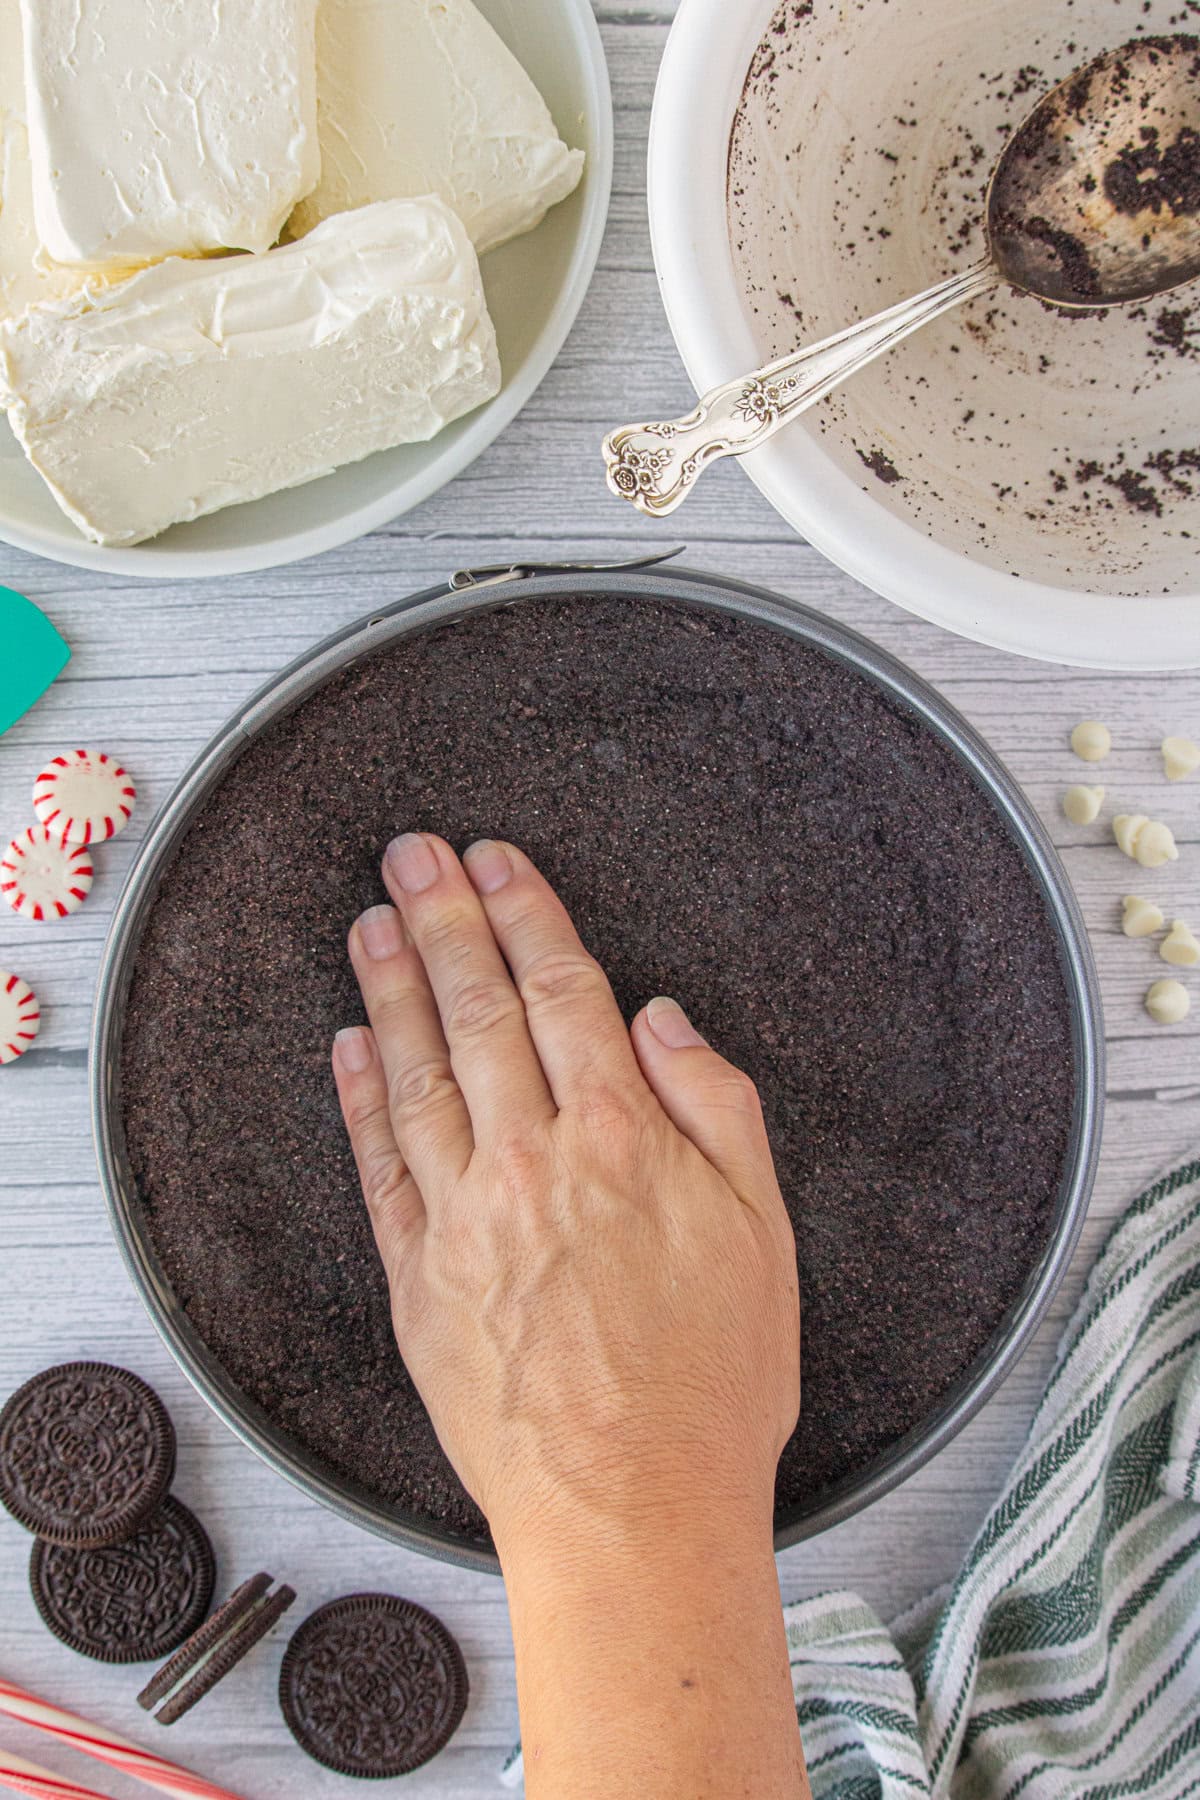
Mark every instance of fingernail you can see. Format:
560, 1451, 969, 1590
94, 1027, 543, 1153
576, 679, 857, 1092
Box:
646, 995, 707, 1049
334, 1026, 372, 1073
386, 832, 439, 894
464, 839, 513, 895
357, 904, 407, 960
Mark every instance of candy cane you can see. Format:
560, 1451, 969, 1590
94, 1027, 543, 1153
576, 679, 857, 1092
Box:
0, 1748, 111, 1800
0, 1680, 249, 1800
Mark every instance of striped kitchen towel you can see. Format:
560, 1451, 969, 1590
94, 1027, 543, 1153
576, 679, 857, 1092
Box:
502, 1158, 1200, 1794
787, 1155, 1200, 1799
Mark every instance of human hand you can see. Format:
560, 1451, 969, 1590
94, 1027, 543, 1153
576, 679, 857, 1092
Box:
332, 833, 800, 1559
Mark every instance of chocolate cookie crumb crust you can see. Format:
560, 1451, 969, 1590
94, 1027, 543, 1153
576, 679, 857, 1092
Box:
119, 593, 1075, 1545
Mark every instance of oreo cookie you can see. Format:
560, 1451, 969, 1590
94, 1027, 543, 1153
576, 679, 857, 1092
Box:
138, 1572, 296, 1725
0, 1363, 175, 1547
279, 1594, 468, 1778
30, 1495, 214, 1664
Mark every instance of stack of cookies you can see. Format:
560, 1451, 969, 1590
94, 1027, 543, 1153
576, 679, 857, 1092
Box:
0, 1363, 215, 1666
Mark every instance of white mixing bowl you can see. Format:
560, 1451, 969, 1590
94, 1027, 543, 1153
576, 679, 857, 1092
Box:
0, 0, 612, 579
649, 0, 1200, 668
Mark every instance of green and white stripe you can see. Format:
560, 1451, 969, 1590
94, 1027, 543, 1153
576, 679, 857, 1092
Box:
503, 1161, 1200, 1794
788, 1158, 1200, 1800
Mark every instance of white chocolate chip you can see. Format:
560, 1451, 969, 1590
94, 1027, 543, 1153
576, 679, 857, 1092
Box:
1071, 720, 1111, 762
1162, 735, 1200, 782
1113, 814, 1179, 869
1063, 784, 1104, 825
1132, 821, 1179, 868
1122, 895, 1165, 938
1161, 920, 1200, 968
1113, 814, 1147, 857
1145, 978, 1191, 1024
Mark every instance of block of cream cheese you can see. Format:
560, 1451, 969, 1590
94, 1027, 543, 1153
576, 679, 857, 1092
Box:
0, 0, 94, 320
19, 0, 320, 264
289, 0, 584, 254
0, 198, 501, 548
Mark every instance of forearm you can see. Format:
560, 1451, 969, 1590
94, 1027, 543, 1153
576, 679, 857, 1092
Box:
499, 1493, 811, 1800
337, 838, 806, 1790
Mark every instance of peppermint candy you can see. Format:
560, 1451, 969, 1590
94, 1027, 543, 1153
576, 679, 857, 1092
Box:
0, 971, 39, 1063
1, 827, 94, 921
33, 749, 137, 846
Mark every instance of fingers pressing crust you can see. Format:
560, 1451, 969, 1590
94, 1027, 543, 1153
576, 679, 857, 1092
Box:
381, 834, 555, 1137
347, 903, 473, 1200
630, 997, 781, 1213
332, 1025, 425, 1281
462, 840, 651, 1114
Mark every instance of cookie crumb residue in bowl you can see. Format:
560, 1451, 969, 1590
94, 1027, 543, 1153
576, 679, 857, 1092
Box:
727, 0, 1200, 599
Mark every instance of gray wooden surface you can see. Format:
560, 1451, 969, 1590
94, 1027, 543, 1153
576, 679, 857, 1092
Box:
1, 7, 1198, 1796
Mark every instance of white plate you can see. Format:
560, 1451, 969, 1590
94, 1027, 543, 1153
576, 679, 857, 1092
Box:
649, 0, 1200, 670
0, 0, 612, 579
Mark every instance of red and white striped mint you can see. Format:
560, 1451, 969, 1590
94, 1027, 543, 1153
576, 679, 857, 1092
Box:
1, 827, 94, 922
32, 749, 137, 845
0, 970, 40, 1064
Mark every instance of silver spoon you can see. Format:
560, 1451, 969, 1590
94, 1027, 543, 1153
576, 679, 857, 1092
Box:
603, 34, 1200, 518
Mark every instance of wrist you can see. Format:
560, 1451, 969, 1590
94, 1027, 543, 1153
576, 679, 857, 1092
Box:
493, 1471, 778, 1610
497, 1477, 803, 1800
490, 1454, 777, 1579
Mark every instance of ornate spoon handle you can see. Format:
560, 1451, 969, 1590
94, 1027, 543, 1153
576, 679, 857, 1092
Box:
602, 259, 997, 518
